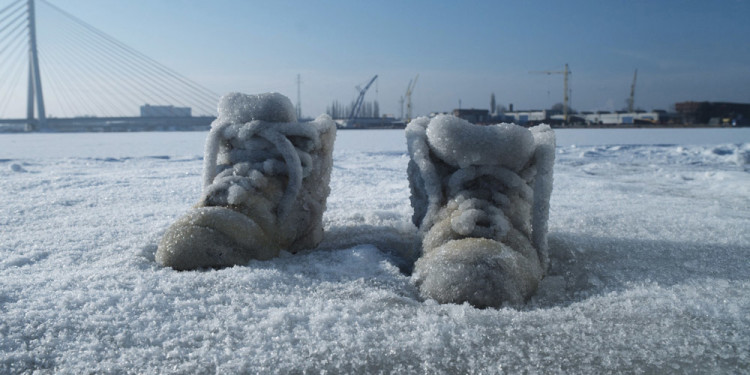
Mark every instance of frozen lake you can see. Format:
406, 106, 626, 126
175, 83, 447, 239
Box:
1, 127, 749, 158
1, 127, 749, 373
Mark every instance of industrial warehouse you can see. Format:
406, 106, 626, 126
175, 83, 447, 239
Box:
332, 68, 750, 129
432, 101, 750, 129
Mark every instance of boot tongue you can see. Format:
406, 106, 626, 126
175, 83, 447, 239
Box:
216, 92, 298, 125
425, 115, 535, 171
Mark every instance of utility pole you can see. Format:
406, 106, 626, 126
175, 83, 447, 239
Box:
399, 96, 404, 120
404, 74, 418, 122
564, 63, 569, 122
627, 69, 637, 113
296, 74, 301, 119
530, 63, 571, 123
26, 0, 46, 131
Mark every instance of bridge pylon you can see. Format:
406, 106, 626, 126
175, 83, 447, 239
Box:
26, 0, 46, 131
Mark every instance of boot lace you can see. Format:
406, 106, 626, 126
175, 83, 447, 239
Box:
444, 164, 534, 241
202, 120, 321, 221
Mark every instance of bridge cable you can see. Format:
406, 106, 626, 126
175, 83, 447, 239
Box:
39, 0, 218, 109
38, 34, 104, 116
50, 18, 196, 116
39, 0, 219, 114
38, 52, 73, 117
0, 18, 26, 63
0, 13, 28, 54
0, 53, 26, 116
0, 0, 24, 16
42, 4, 216, 116
39, 6, 192, 117
0, 1, 26, 23
0, 25, 27, 116
43, 52, 99, 117
0, 27, 27, 82
0, 4, 26, 35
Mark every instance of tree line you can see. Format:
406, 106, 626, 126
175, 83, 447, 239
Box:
326, 100, 380, 119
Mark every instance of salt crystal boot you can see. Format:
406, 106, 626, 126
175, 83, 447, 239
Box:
156, 92, 336, 270
406, 115, 555, 307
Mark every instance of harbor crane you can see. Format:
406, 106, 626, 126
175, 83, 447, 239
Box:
627, 69, 637, 113
346, 75, 378, 127
530, 63, 571, 123
404, 74, 419, 123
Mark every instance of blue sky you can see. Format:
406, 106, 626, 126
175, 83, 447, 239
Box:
15, 0, 750, 117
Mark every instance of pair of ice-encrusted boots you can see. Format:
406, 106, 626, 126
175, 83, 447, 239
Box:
156, 92, 554, 308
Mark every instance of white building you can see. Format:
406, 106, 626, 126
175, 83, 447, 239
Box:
503, 110, 553, 124
581, 112, 662, 125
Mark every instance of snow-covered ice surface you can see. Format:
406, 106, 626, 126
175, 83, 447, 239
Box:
1, 128, 749, 373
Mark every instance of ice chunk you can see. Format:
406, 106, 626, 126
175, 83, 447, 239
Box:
406, 115, 555, 307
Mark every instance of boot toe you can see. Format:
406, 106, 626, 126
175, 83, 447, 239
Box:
156, 206, 281, 270
413, 238, 542, 308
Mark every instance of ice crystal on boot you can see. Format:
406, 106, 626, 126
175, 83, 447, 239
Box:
406, 115, 555, 307
157, 92, 336, 270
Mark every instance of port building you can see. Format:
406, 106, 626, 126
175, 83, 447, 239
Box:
675, 101, 750, 126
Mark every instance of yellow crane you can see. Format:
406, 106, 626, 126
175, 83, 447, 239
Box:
530, 64, 571, 123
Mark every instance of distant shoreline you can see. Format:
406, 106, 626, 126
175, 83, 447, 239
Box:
546, 123, 743, 129
337, 123, 744, 130
0, 123, 745, 134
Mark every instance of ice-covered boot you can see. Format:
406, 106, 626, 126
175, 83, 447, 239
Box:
156, 92, 336, 270
406, 115, 555, 307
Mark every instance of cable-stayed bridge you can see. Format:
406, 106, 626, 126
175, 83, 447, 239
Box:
0, 0, 219, 132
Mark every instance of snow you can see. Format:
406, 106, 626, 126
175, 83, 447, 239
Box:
214, 92, 298, 124
1, 128, 749, 373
